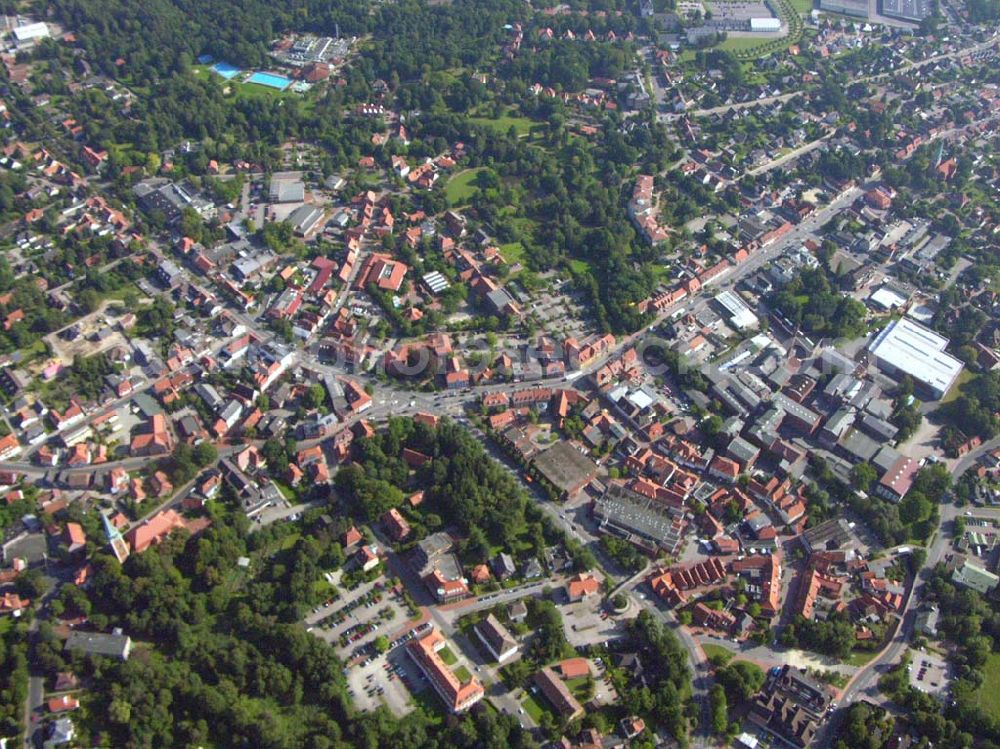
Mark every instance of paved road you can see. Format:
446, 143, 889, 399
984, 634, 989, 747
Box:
626, 586, 713, 748
250, 499, 326, 529
21, 673, 43, 749
816, 447, 1000, 746
21, 565, 65, 749
438, 580, 559, 622
659, 34, 997, 122
748, 131, 834, 177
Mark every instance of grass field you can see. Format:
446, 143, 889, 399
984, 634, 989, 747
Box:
788, 0, 814, 13
469, 112, 534, 137
703, 644, 735, 665
942, 369, 975, 404
233, 80, 287, 101
973, 653, 1000, 714
567, 258, 591, 275
438, 646, 458, 666
566, 676, 592, 700
453, 665, 472, 683
273, 480, 297, 502
445, 167, 488, 205
718, 36, 773, 53
522, 694, 551, 722
844, 649, 878, 667
499, 241, 526, 265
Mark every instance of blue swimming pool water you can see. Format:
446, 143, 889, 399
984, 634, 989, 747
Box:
212, 62, 241, 80
247, 71, 292, 90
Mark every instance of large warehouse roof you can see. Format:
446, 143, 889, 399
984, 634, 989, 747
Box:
12, 22, 49, 42
715, 290, 758, 330
868, 318, 963, 398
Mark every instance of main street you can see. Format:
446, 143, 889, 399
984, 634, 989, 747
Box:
0, 168, 861, 749
0, 81, 954, 746
652, 32, 998, 123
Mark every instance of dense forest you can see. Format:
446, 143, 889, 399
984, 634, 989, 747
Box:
46, 498, 542, 749
36, 0, 676, 334
49, 0, 370, 80
336, 417, 597, 569
770, 267, 868, 340
940, 370, 1000, 449
0, 620, 29, 740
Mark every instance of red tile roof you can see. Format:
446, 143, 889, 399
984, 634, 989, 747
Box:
407, 629, 484, 712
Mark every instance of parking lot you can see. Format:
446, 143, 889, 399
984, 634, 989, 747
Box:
305, 577, 411, 661
345, 624, 431, 716
909, 650, 950, 697
560, 597, 631, 649
588, 656, 620, 707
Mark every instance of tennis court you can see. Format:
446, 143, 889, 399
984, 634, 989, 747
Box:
212, 62, 242, 80
247, 71, 292, 90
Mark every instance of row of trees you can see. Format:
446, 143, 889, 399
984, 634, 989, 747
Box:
0, 621, 28, 742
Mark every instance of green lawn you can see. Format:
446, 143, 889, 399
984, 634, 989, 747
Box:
522, 694, 551, 722
566, 676, 593, 701
843, 649, 878, 667
0, 617, 12, 635
438, 646, 458, 666
973, 653, 1000, 714
445, 167, 489, 205
499, 242, 525, 265
718, 36, 773, 53
312, 579, 336, 598
235, 83, 284, 100
18, 338, 48, 363
942, 369, 975, 404
101, 282, 143, 303
788, 0, 814, 13
469, 112, 535, 137
453, 665, 472, 683
703, 643, 735, 665
273, 480, 297, 502
567, 258, 591, 275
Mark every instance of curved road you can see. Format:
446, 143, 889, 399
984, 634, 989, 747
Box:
817, 438, 1000, 746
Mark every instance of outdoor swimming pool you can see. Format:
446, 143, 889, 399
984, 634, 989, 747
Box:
246, 71, 292, 90
211, 62, 241, 80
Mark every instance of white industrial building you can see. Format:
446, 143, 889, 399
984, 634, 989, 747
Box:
868, 284, 909, 311
867, 317, 963, 399
12, 21, 49, 42
750, 17, 782, 31
714, 290, 759, 330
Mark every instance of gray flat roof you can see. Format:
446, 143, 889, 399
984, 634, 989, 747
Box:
881, 0, 932, 19
533, 441, 598, 494
868, 318, 963, 397
269, 179, 305, 203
